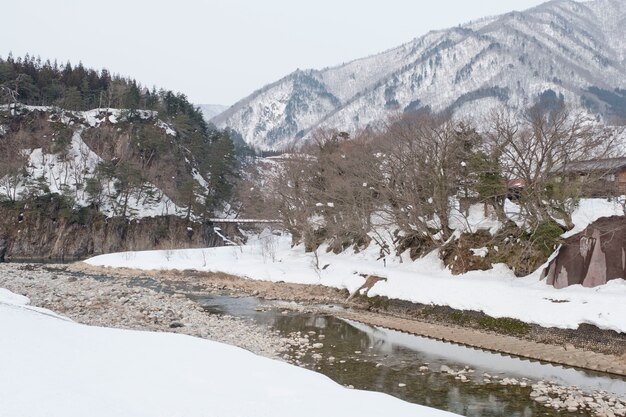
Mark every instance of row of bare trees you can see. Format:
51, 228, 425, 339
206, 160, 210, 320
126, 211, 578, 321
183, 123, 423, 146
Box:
0, 128, 30, 201
237, 104, 620, 258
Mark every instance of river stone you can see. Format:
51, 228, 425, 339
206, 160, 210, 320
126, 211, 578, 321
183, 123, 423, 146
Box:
440, 365, 453, 374
0, 263, 286, 361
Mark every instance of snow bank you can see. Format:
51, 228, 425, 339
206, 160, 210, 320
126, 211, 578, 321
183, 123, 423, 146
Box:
0, 288, 453, 417
0, 288, 29, 306
448, 201, 503, 235
86, 227, 626, 333
562, 198, 625, 238
86, 198, 626, 333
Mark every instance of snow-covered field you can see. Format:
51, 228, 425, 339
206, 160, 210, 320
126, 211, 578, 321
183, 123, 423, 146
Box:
86, 199, 626, 333
0, 288, 454, 417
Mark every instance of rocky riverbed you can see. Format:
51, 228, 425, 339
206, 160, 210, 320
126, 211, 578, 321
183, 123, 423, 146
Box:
72, 263, 626, 360
437, 365, 626, 416
0, 263, 308, 360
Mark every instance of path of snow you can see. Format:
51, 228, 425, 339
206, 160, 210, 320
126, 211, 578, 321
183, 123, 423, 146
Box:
0, 289, 453, 417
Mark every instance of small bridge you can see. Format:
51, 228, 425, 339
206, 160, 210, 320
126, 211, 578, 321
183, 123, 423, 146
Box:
207, 218, 281, 224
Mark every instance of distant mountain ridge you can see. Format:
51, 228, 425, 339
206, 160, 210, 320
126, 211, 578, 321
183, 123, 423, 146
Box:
212, 0, 626, 150
198, 104, 229, 122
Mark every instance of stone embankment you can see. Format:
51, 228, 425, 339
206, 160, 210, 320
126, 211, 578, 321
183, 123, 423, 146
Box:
335, 309, 626, 377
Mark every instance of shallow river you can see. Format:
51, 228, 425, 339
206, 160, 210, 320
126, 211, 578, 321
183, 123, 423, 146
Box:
120, 274, 625, 417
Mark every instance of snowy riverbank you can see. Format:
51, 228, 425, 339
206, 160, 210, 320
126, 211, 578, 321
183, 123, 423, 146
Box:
86, 229, 626, 334
0, 269, 456, 417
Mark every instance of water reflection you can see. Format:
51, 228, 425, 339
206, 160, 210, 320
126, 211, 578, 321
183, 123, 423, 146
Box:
265, 311, 585, 416
67, 271, 624, 417
194, 294, 625, 417
347, 320, 626, 397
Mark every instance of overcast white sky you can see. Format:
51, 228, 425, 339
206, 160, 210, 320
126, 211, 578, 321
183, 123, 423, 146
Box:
3, 0, 549, 105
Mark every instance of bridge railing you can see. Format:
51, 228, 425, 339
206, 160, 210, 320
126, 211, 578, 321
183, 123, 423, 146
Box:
206, 218, 281, 224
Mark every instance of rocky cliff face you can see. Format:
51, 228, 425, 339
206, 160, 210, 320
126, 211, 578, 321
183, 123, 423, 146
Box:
0, 237, 7, 261
0, 105, 241, 260
214, 0, 626, 150
0, 201, 239, 260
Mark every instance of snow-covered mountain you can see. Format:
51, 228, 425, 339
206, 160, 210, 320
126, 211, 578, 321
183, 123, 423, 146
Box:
198, 104, 229, 122
212, 0, 626, 150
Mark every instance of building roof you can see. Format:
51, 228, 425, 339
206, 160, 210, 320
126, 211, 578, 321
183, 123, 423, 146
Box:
560, 157, 626, 173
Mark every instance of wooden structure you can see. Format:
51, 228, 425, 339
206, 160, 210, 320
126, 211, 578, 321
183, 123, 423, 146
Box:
562, 157, 626, 197
541, 216, 626, 288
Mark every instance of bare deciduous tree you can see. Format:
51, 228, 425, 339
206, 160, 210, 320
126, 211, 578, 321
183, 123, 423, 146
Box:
486, 105, 616, 229
0, 131, 28, 201
373, 113, 476, 245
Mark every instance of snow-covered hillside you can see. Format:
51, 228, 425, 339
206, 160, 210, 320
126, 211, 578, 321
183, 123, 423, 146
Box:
213, 0, 626, 150
0, 105, 209, 219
